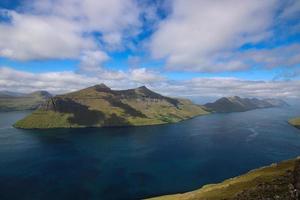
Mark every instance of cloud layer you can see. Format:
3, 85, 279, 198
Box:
1, 67, 299, 102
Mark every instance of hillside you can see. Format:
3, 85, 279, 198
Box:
289, 117, 300, 129
204, 96, 288, 113
14, 84, 209, 129
148, 157, 300, 200
0, 90, 52, 111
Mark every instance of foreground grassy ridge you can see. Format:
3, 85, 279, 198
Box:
14, 85, 209, 129
289, 117, 300, 129
148, 158, 300, 200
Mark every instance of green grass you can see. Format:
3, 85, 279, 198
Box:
14, 110, 73, 129
289, 117, 300, 129
148, 158, 299, 200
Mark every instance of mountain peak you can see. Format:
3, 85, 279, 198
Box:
137, 85, 149, 90
30, 91, 52, 97
228, 96, 241, 100
93, 83, 110, 91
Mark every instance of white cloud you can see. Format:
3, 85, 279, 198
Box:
0, 0, 141, 60
238, 44, 300, 69
0, 10, 94, 60
79, 50, 110, 72
153, 77, 300, 101
0, 66, 165, 93
32, 0, 140, 34
129, 68, 165, 83
279, 0, 300, 20
150, 0, 280, 72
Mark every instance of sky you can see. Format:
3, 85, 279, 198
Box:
0, 0, 299, 102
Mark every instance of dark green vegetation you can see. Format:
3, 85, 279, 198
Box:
204, 96, 288, 113
289, 117, 300, 129
0, 91, 51, 111
149, 157, 300, 200
14, 84, 209, 129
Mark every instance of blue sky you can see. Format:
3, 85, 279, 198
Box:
0, 0, 299, 100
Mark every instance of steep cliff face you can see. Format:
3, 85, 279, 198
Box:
14, 84, 209, 129
148, 158, 300, 200
204, 96, 288, 113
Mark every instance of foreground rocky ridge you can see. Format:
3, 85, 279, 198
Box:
204, 96, 288, 113
148, 157, 300, 200
14, 84, 208, 129
0, 91, 51, 111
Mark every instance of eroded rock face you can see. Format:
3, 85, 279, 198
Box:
294, 159, 300, 191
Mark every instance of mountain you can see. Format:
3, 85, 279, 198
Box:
204, 96, 288, 113
0, 90, 52, 111
264, 98, 289, 107
14, 84, 209, 129
0, 91, 26, 98
148, 157, 300, 200
289, 117, 300, 129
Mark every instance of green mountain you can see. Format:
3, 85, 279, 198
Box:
14, 84, 209, 129
0, 90, 52, 111
289, 117, 300, 129
148, 157, 300, 200
204, 96, 288, 113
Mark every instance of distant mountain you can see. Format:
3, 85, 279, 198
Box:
14, 84, 209, 129
0, 91, 26, 98
0, 90, 52, 111
204, 96, 288, 113
264, 98, 289, 107
148, 157, 300, 200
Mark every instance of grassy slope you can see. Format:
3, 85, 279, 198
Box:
148, 158, 300, 200
14, 86, 209, 129
14, 111, 73, 128
289, 117, 300, 129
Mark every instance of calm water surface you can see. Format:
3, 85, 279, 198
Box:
0, 107, 300, 200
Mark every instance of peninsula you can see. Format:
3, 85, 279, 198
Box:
14, 84, 208, 129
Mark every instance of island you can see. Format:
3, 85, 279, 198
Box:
0, 91, 51, 111
148, 157, 300, 200
289, 117, 300, 129
14, 84, 209, 129
204, 96, 288, 113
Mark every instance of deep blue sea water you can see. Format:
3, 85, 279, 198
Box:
0, 106, 300, 200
